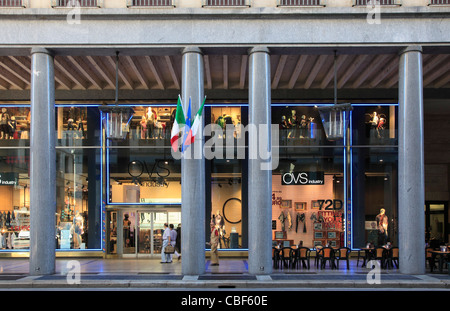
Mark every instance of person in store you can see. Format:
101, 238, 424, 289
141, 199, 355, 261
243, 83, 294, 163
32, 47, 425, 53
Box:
376, 208, 388, 246
123, 214, 131, 248
209, 220, 220, 266
161, 223, 172, 263
169, 224, 180, 261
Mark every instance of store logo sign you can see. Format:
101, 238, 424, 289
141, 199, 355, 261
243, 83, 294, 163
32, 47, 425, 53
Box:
281, 171, 324, 185
0, 173, 18, 186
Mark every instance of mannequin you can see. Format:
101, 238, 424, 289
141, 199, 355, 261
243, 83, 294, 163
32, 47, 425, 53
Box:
140, 115, 147, 139
8, 116, 16, 139
0, 108, 10, 139
376, 208, 388, 246
299, 114, 307, 138
146, 108, 155, 139
288, 110, 298, 139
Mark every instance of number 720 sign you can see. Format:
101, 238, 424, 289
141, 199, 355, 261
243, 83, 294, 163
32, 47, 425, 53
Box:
316, 199, 343, 210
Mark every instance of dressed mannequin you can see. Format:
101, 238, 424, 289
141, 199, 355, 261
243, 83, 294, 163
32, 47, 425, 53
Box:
140, 116, 147, 139
8, 116, 16, 139
288, 110, 298, 139
369, 112, 379, 139
299, 114, 308, 138
146, 108, 155, 139
376, 208, 388, 246
0, 108, 10, 139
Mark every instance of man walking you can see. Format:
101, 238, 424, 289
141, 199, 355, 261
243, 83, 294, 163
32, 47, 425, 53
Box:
161, 223, 171, 263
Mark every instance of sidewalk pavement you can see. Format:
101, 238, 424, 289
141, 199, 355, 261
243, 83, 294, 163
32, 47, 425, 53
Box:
0, 258, 448, 290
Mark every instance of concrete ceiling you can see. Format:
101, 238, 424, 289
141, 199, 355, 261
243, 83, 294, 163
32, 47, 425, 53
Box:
0, 53, 448, 92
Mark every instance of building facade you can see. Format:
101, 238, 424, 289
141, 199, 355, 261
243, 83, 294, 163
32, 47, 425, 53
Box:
0, 0, 448, 276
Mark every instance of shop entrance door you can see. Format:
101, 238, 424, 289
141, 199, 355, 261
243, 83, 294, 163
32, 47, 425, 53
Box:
425, 201, 449, 247
107, 208, 180, 257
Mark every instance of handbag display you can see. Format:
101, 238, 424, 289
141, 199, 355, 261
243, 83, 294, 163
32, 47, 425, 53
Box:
164, 244, 175, 254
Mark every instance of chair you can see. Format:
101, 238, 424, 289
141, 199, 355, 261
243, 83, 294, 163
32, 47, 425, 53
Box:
356, 249, 365, 267
335, 247, 351, 269
386, 247, 399, 269
293, 247, 311, 269
280, 247, 294, 269
318, 247, 336, 269
425, 247, 436, 270
314, 246, 323, 268
372, 247, 388, 269
272, 247, 281, 269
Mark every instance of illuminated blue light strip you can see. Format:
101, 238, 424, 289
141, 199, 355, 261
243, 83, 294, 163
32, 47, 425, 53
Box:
349, 110, 354, 250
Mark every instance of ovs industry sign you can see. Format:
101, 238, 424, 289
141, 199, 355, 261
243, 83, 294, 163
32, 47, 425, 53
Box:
282, 171, 324, 186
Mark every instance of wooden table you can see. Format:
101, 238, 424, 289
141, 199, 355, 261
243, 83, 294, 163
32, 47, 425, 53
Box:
428, 250, 450, 273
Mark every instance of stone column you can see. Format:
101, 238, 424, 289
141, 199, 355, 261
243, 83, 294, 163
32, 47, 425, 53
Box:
181, 47, 205, 275
29, 47, 56, 275
248, 46, 272, 275
398, 46, 425, 275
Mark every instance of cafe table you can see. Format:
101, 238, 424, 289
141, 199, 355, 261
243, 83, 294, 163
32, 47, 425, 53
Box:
358, 248, 375, 268
427, 250, 450, 273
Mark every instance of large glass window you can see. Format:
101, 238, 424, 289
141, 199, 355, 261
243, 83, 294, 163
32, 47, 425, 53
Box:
56, 148, 101, 250
56, 105, 101, 147
210, 158, 243, 249
272, 105, 342, 146
0, 149, 30, 250
108, 105, 175, 147
108, 148, 180, 204
0, 106, 30, 146
272, 147, 345, 249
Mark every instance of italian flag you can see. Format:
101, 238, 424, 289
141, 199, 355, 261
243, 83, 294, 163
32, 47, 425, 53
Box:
170, 96, 186, 152
183, 96, 206, 150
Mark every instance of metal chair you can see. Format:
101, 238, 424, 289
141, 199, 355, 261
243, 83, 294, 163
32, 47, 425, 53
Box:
280, 247, 295, 269
318, 247, 336, 269
293, 247, 311, 269
335, 247, 351, 269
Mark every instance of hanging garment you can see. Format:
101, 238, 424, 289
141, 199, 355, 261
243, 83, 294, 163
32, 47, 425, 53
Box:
278, 212, 286, 232
286, 211, 292, 231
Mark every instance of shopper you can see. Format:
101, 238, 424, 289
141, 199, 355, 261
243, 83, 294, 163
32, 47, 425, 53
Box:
161, 223, 171, 263
210, 222, 220, 266
169, 224, 180, 261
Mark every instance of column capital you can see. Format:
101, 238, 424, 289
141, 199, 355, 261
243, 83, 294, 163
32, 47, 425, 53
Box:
248, 46, 270, 56
30, 47, 54, 57
399, 45, 422, 56
181, 46, 203, 55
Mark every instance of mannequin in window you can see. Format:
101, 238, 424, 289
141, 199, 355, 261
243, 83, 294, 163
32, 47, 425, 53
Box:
146, 108, 155, 139
288, 110, 298, 139
123, 214, 131, 248
299, 114, 308, 138
0, 108, 10, 139
8, 116, 16, 139
76, 118, 85, 139
369, 112, 379, 139
376, 208, 388, 246
140, 115, 147, 139
215, 210, 225, 248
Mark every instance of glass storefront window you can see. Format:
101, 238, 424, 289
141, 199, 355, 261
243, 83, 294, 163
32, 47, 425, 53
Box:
272, 148, 345, 249
351, 105, 398, 145
0, 106, 30, 146
108, 105, 175, 147
56, 106, 101, 147
56, 148, 101, 250
0, 149, 30, 250
210, 158, 242, 249
272, 105, 342, 146
108, 148, 181, 204
351, 147, 398, 249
